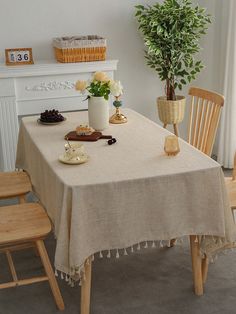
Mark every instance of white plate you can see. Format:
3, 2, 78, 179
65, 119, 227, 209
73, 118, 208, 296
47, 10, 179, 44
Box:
58, 154, 89, 165
37, 117, 67, 125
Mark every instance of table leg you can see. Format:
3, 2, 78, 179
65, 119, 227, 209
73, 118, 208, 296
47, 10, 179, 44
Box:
173, 124, 179, 137
189, 235, 203, 296
81, 257, 92, 314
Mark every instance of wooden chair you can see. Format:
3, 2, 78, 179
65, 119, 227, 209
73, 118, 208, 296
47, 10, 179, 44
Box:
201, 153, 236, 285
188, 87, 225, 295
0, 202, 65, 311
170, 87, 225, 295
0, 171, 32, 203
188, 86, 224, 156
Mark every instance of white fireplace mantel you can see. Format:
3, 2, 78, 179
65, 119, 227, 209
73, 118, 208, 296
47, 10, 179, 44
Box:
0, 60, 118, 171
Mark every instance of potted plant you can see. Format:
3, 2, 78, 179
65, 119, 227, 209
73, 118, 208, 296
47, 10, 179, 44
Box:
135, 0, 211, 131
76, 72, 123, 130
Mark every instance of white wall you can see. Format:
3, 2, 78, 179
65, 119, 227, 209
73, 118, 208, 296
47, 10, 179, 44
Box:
0, 0, 224, 140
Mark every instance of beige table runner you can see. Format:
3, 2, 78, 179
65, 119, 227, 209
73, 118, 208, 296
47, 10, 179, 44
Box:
16, 109, 236, 281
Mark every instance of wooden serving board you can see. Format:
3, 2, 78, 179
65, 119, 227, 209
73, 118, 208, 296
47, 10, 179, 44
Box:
65, 131, 112, 142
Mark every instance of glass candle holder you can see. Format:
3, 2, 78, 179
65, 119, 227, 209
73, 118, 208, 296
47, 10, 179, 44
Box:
164, 135, 180, 156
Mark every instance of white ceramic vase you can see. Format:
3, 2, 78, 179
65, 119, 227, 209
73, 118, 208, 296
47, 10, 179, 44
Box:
88, 96, 109, 131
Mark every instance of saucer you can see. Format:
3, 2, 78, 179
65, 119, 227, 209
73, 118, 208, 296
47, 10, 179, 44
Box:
58, 153, 89, 165
37, 117, 67, 125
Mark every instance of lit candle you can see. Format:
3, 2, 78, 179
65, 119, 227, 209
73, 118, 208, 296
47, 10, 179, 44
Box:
164, 135, 180, 156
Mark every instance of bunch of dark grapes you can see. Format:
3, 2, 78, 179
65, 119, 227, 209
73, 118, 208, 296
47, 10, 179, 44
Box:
40, 109, 64, 123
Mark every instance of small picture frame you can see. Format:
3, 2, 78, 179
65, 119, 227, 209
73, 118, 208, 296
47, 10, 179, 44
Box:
5, 48, 34, 66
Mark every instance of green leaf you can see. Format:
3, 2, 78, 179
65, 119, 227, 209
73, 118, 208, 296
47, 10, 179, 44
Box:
135, 11, 142, 17
135, 5, 145, 10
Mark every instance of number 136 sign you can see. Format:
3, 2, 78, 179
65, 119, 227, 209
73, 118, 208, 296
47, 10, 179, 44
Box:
5, 48, 34, 65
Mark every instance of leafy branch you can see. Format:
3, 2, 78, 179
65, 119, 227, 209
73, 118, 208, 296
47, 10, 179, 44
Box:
86, 81, 111, 100
135, 0, 211, 100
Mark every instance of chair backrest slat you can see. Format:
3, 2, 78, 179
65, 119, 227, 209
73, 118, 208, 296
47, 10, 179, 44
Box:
188, 96, 195, 143
195, 98, 205, 149
188, 87, 224, 156
205, 104, 222, 156
199, 100, 210, 152
191, 97, 200, 147
202, 101, 214, 153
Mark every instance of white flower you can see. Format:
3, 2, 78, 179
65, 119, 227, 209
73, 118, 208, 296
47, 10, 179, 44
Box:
110, 80, 123, 97
75, 80, 87, 93
93, 71, 110, 82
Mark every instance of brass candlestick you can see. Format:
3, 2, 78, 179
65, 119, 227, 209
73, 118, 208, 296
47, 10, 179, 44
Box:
109, 97, 127, 124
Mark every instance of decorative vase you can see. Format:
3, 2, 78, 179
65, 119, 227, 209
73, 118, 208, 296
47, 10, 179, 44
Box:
157, 96, 186, 125
88, 96, 109, 131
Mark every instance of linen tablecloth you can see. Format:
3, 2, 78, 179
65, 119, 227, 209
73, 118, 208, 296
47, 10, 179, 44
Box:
16, 109, 236, 280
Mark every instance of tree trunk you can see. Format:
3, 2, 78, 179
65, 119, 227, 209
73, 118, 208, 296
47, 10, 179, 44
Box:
166, 79, 176, 101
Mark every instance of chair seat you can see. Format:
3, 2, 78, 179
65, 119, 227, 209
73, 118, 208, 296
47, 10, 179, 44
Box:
0, 171, 32, 199
225, 177, 236, 209
0, 203, 51, 245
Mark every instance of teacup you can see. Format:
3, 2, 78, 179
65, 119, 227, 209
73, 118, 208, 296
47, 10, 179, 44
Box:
64, 143, 85, 161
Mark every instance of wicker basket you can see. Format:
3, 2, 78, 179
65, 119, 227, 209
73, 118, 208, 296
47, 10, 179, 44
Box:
53, 35, 106, 63
157, 96, 186, 124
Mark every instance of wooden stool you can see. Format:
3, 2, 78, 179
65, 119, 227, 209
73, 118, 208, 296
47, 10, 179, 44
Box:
0, 171, 32, 203
0, 202, 65, 311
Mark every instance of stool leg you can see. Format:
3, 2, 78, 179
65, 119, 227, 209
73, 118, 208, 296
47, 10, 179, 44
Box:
190, 235, 203, 296
81, 257, 92, 314
36, 240, 65, 311
173, 124, 179, 137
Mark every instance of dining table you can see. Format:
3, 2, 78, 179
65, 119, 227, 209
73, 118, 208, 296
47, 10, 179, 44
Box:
16, 108, 236, 314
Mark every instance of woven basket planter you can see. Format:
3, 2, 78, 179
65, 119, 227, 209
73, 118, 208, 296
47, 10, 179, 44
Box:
53, 35, 106, 63
157, 96, 186, 124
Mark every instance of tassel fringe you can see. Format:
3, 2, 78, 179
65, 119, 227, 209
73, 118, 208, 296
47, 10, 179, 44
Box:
55, 235, 226, 286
